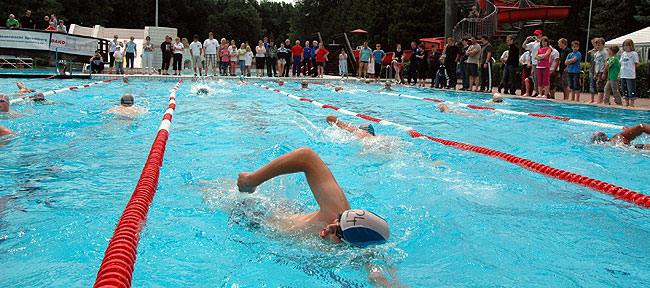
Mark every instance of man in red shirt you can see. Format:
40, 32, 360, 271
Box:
292, 40, 304, 77
314, 44, 329, 78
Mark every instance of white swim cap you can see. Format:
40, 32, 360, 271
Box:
338, 209, 389, 247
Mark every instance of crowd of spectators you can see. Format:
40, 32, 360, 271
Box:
5, 10, 67, 33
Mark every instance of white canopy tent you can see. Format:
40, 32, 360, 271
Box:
606, 26, 650, 64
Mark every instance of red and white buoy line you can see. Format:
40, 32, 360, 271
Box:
94, 80, 182, 288
250, 81, 649, 208
371, 91, 627, 130
9, 78, 119, 104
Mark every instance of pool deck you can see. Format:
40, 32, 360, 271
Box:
7, 72, 650, 111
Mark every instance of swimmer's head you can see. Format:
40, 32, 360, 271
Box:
359, 123, 375, 136
384, 81, 391, 88
365, 80, 371, 84
197, 87, 209, 94
278, 80, 284, 86
239, 75, 244, 82
121, 94, 134, 107
330, 209, 390, 247
123, 77, 129, 83
590, 131, 608, 143
437, 103, 448, 112
33, 92, 45, 102
0, 93, 9, 111
301, 80, 308, 88
334, 86, 343, 92
492, 93, 503, 103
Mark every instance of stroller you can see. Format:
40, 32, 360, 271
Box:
435, 62, 447, 89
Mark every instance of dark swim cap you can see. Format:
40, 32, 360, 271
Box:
0, 93, 8, 103
359, 123, 375, 136
339, 209, 390, 247
590, 131, 608, 143
121, 94, 134, 107
33, 92, 45, 102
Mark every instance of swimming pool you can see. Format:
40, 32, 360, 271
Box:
1, 78, 649, 287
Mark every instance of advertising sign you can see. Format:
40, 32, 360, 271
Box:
0, 29, 50, 50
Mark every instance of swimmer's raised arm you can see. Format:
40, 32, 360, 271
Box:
237, 147, 350, 217
611, 123, 650, 144
0, 125, 13, 136
327, 115, 357, 134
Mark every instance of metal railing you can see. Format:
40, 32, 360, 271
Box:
453, 0, 498, 40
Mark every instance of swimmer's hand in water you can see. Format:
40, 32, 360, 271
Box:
326, 115, 338, 124
237, 172, 257, 193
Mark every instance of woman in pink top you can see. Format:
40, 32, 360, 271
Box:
535, 36, 552, 98
221, 44, 231, 76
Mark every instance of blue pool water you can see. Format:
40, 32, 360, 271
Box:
1, 78, 650, 287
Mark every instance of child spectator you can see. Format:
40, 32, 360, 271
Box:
339, 48, 348, 78
620, 39, 639, 107
245, 45, 253, 77
535, 36, 552, 98
603, 45, 622, 105
592, 38, 608, 104
565, 41, 582, 102
114, 46, 125, 75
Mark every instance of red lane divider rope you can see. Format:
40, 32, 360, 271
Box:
250, 81, 649, 208
9, 78, 119, 104
94, 80, 182, 288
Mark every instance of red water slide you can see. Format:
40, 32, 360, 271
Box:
490, 0, 571, 24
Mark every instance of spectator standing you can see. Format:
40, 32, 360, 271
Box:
238, 43, 247, 76
466, 36, 481, 91
292, 40, 304, 77
311, 40, 319, 76
267, 40, 278, 77
339, 48, 348, 78
586, 38, 598, 102
557, 38, 572, 100
603, 45, 622, 105
45, 21, 57, 31
443, 38, 460, 89
172, 37, 184, 76
141, 36, 155, 75
359, 42, 372, 80
189, 35, 203, 76
429, 48, 441, 88
277, 42, 288, 77
565, 41, 582, 102
40, 15, 50, 30
523, 30, 543, 96
109, 35, 122, 74
284, 39, 292, 77
244, 45, 254, 76
535, 36, 552, 98
203, 32, 219, 76
417, 43, 428, 87
459, 38, 470, 90
255, 40, 266, 77
161, 36, 173, 75
230, 40, 239, 76
502, 35, 519, 95
220, 43, 230, 76
407, 42, 420, 85
302, 41, 312, 77
548, 41, 559, 98
393, 44, 403, 83
114, 46, 125, 75
57, 20, 67, 33
592, 38, 608, 104
498, 45, 509, 93
125, 36, 137, 75
479, 35, 493, 93
620, 39, 639, 107
314, 43, 329, 78
372, 43, 386, 81
7, 14, 19, 29
19, 10, 35, 29
519, 49, 533, 96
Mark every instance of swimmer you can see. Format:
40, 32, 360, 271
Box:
122, 77, 131, 84
436, 103, 475, 117
334, 86, 344, 92
0, 94, 20, 117
0, 125, 12, 137
300, 80, 311, 90
106, 93, 145, 116
380, 81, 396, 91
196, 87, 210, 95
278, 79, 284, 86
485, 93, 504, 104
237, 147, 390, 247
16, 82, 35, 94
237, 75, 248, 85
326, 115, 375, 138
326, 83, 335, 88
591, 123, 650, 150
32, 92, 55, 104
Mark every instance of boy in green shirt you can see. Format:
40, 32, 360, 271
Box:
603, 45, 622, 105
6, 14, 19, 28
